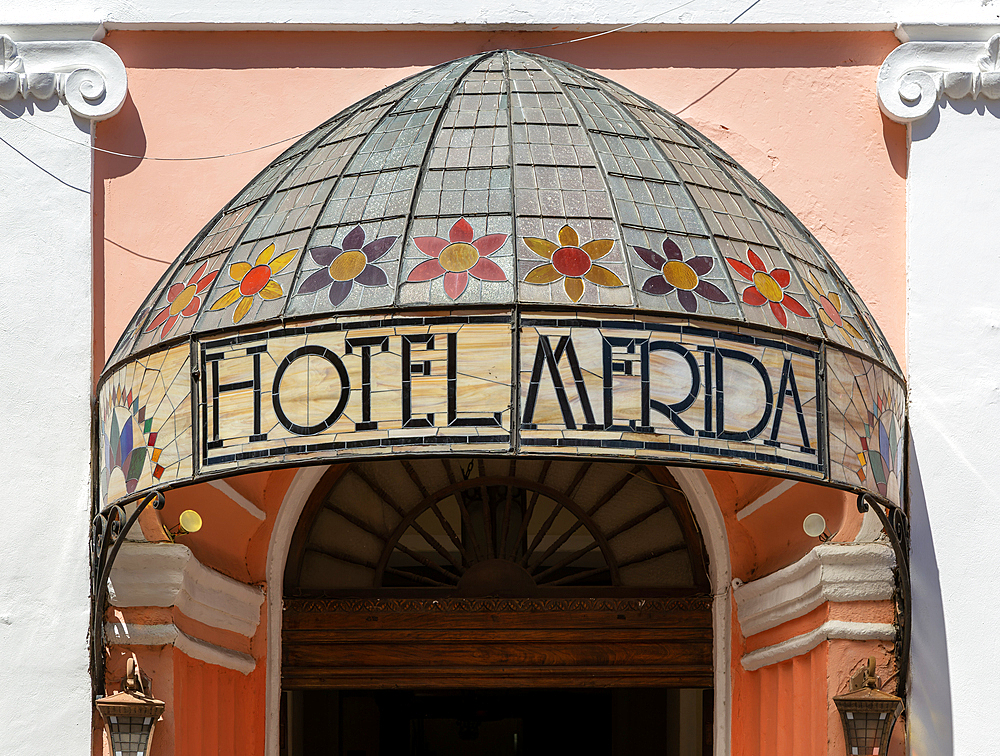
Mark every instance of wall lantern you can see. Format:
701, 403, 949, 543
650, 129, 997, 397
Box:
834, 657, 903, 756
95, 658, 165, 756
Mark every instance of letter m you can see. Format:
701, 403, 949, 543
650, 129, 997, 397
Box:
521, 334, 597, 430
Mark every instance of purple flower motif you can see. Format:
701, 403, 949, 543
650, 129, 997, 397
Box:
297, 226, 396, 306
634, 238, 729, 313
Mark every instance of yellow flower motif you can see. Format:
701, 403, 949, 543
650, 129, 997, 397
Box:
210, 243, 298, 324
803, 272, 863, 343
523, 225, 622, 303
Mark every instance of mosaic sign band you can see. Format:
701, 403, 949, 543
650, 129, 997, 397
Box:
98, 310, 906, 508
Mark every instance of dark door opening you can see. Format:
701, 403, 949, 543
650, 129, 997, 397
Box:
285, 688, 712, 756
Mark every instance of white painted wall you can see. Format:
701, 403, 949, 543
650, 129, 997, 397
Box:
0, 0, 998, 34
907, 95, 1000, 756
0, 99, 96, 756
0, 37, 125, 756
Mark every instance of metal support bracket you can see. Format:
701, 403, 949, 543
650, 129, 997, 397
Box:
90, 491, 165, 699
857, 492, 910, 698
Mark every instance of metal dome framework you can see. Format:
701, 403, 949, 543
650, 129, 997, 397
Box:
97, 50, 906, 512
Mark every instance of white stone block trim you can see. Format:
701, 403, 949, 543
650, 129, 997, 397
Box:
733, 543, 895, 638
735, 479, 798, 521
741, 620, 896, 671
0, 34, 126, 120
209, 479, 267, 520
878, 30, 1000, 123
105, 621, 256, 674
109, 542, 264, 638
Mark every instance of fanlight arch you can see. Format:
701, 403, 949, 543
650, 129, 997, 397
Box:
284, 457, 709, 595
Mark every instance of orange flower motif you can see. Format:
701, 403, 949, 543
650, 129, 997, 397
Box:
726, 248, 810, 328
523, 225, 622, 303
210, 242, 298, 324
144, 261, 219, 340
803, 272, 863, 343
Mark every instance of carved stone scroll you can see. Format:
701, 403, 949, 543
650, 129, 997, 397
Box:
0, 34, 127, 121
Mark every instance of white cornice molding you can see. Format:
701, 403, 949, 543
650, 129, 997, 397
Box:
733, 543, 895, 638
109, 542, 264, 638
741, 620, 895, 671
878, 31, 1000, 123
0, 34, 126, 120
105, 621, 256, 674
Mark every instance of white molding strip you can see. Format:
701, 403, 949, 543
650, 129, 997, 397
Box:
0, 34, 126, 120
736, 479, 798, 521
105, 621, 256, 674
741, 620, 895, 671
879, 32, 1000, 123
266, 466, 330, 756
733, 543, 895, 638
670, 467, 731, 756
109, 542, 264, 638
209, 479, 266, 520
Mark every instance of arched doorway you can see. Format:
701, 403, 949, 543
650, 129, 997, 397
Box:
280, 457, 713, 755
94, 48, 906, 756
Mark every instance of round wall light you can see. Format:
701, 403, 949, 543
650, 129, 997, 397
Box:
803, 513, 834, 542
165, 509, 203, 541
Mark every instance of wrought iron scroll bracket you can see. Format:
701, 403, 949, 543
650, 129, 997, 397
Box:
857, 492, 910, 698
90, 491, 165, 699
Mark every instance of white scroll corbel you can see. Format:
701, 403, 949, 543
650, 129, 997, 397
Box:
878, 33, 1000, 123
0, 34, 127, 121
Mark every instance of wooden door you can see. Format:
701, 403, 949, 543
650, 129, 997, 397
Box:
282, 596, 713, 689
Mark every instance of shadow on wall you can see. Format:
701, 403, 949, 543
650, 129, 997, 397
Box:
907, 434, 953, 756
101, 29, 902, 74
913, 98, 1000, 143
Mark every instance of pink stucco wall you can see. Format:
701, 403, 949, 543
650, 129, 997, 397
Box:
95, 30, 905, 375
94, 32, 906, 755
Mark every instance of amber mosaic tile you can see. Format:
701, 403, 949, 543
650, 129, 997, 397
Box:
99, 343, 192, 506
196, 313, 514, 477
518, 313, 823, 478
827, 350, 906, 505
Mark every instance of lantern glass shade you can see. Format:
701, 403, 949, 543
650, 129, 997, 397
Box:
96, 690, 165, 756
834, 687, 903, 756
107, 715, 156, 756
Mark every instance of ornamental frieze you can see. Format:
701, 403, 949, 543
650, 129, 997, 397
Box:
98, 309, 905, 508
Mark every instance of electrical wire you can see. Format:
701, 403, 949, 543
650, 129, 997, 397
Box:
517, 0, 701, 51
0, 100, 310, 161
0, 0, 765, 163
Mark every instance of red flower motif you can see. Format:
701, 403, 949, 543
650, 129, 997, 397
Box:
407, 218, 508, 299
726, 248, 811, 327
144, 261, 219, 340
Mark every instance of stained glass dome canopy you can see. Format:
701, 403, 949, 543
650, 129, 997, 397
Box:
107, 50, 897, 374
97, 51, 907, 513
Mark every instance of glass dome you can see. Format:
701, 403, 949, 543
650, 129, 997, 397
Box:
106, 50, 898, 376
97, 51, 906, 512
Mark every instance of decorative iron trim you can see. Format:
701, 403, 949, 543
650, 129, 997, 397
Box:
857, 492, 910, 698
90, 491, 165, 699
